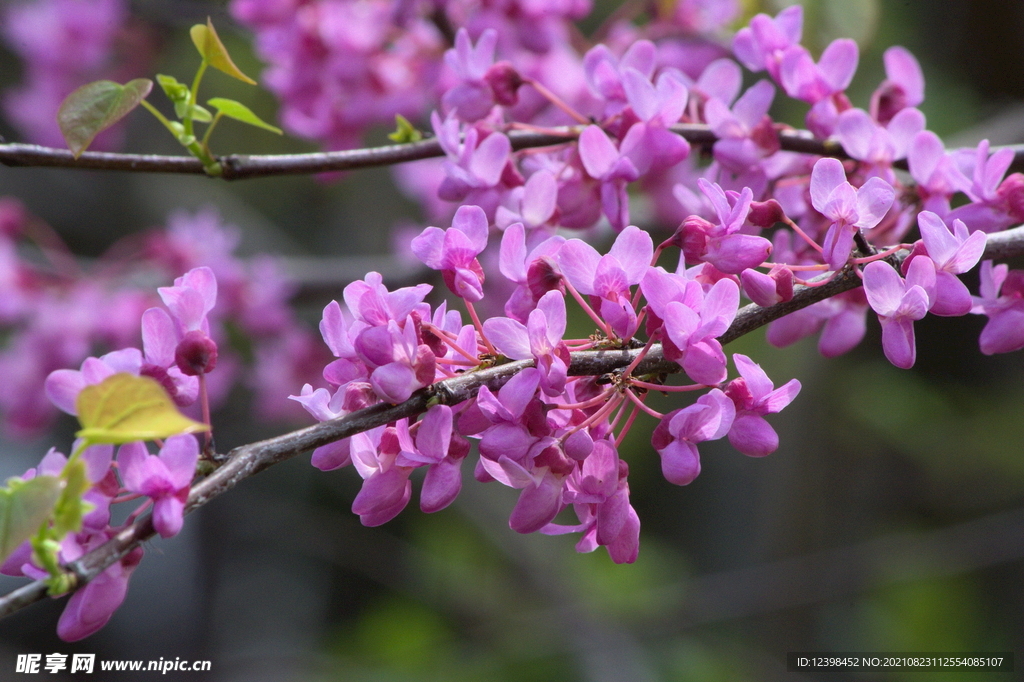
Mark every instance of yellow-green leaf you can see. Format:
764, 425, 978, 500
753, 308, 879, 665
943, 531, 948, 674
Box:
207, 97, 282, 134
388, 114, 422, 143
75, 373, 209, 444
0, 476, 62, 562
58, 79, 153, 157
190, 19, 257, 85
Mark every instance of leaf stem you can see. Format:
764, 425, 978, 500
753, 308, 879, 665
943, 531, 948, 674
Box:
185, 60, 209, 140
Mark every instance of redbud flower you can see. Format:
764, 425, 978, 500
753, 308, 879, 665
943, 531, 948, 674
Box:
442, 28, 499, 122
733, 5, 803, 82
157, 267, 219, 376
577, 125, 640, 231
652, 389, 735, 485
863, 257, 936, 369
412, 204, 490, 301
57, 535, 143, 642
498, 222, 565, 322
907, 130, 971, 217
484, 289, 570, 396
836, 107, 925, 183
705, 80, 778, 172
118, 435, 199, 539
810, 158, 894, 269
724, 354, 801, 457
556, 225, 652, 339
677, 179, 772, 274
870, 46, 925, 125
906, 211, 986, 316
971, 261, 1024, 355
618, 68, 690, 174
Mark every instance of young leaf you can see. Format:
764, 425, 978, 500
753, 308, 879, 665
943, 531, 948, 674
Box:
50, 459, 89, 539
57, 79, 153, 158
75, 373, 209, 445
0, 476, 62, 562
207, 98, 282, 134
156, 74, 189, 104
190, 19, 257, 85
388, 114, 423, 143
185, 104, 214, 124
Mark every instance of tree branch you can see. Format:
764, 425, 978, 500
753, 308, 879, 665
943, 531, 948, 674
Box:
6, 124, 1021, 179
1, 221, 1023, 622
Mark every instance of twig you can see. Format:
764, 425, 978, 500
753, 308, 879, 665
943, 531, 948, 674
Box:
9, 125, 1019, 179
2, 224, 1023, 621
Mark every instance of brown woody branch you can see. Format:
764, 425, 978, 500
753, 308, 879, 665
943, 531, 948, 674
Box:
7, 124, 1023, 179
2, 225, 1024, 619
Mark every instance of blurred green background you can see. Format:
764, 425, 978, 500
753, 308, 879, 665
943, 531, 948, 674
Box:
1, 0, 1023, 680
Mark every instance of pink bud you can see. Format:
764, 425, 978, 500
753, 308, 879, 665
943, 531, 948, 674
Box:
174, 330, 218, 376
749, 116, 781, 155
676, 215, 714, 263
997, 173, 1024, 223
870, 82, 909, 126
527, 257, 564, 301
747, 198, 786, 228
484, 61, 523, 106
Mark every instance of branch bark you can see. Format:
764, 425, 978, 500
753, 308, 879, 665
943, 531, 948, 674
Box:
3, 225, 1023, 620
5, 124, 1022, 178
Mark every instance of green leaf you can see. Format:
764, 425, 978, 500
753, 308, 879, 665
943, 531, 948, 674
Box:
51, 459, 90, 539
388, 114, 422, 143
207, 98, 282, 134
175, 103, 213, 123
156, 74, 189, 104
190, 19, 257, 85
0, 476, 62, 562
57, 79, 153, 157
75, 373, 209, 445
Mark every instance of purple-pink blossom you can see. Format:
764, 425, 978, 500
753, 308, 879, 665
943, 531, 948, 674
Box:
863, 256, 936, 369
809, 158, 895, 269
118, 435, 199, 539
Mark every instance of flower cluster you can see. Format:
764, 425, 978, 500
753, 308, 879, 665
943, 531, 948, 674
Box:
3, 264, 230, 640
292, 219, 802, 563
280, 2, 1024, 562
8, 0, 1024, 647
0, 202, 324, 436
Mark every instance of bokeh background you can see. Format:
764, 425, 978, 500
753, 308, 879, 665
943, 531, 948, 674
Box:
1, 0, 1023, 680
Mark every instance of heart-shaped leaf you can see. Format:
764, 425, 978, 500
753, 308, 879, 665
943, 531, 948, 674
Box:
207, 98, 282, 134
75, 373, 209, 445
58, 79, 153, 157
0, 475, 62, 562
190, 19, 257, 85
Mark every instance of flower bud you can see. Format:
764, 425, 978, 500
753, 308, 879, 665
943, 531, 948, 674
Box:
484, 61, 523, 106
870, 82, 909, 126
997, 173, 1024, 223
174, 330, 218, 376
527, 256, 564, 301
749, 116, 781, 155
675, 215, 713, 263
746, 198, 786, 229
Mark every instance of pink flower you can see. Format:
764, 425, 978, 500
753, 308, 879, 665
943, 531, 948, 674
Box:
412, 204, 490, 302
809, 158, 895, 269
863, 257, 936, 369
652, 389, 735, 485
724, 354, 801, 457
117, 435, 199, 539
